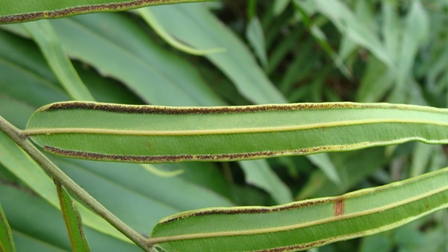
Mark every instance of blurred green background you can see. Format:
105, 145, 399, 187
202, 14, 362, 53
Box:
1, 0, 448, 251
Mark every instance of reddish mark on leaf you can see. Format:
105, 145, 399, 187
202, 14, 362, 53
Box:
334, 197, 344, 216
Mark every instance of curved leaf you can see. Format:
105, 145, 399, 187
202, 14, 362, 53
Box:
23, 20, 95, 101
0, 0, 205, 24
149, 166, 448, 251
148, 3, 286, 104
24, 101, 448, 163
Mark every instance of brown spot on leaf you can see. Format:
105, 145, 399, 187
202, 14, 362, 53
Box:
334, 197, 344, 216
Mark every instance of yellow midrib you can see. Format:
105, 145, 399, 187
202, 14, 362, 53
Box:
23, 118, 448, 136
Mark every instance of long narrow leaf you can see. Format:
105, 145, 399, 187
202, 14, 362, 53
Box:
55, 181, 91, 252
150, 166, 448, 251
0, 204, 15, 252
0, 0, 205, 24
25, 101, 448, 163
23, 20, 95, 101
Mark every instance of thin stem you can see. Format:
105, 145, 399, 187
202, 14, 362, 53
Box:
0, 116, 151, 251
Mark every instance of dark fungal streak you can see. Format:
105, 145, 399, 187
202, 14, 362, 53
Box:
43, 101, 371, 115
161, 199, 332, 224
43, 146, 333, 164
0, 0, 175, 23
257, 240, 328, 252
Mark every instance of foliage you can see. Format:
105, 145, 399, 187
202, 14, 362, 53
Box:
1, 0, 448, 251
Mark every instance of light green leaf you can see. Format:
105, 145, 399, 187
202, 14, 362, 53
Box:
24, 101, 448, 163
389, 0, 429, 103
307, 153, 340, 185
55, 182, 91, 252
0, 0, 205, 24
148, 3, 286, 104
23, 20, 95, 101
410, 142, 433, 177
273, 0, 291, 16
315, 0, 394, 68
150, 166, 448, 251
246, 17, 268, 68
0, 204, 15, 252
298, 147, 387, 199
240, 160, 292, 204
50, 13, 224, 106
137, 8, 225, 56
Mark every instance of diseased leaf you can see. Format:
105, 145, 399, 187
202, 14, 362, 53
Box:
25, 101, 448, 163
150, 166, 448, 251
0, 0, 205, 24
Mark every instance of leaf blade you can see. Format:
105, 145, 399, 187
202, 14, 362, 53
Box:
0, 0, 206, 24
25, 101, 448, 163
150, 166, 448, 251
0, 204, 16, 252
23, 20, 95, 101
55, 181, 91, 252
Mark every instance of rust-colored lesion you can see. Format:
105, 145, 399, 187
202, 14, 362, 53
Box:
334, 197, 344, 217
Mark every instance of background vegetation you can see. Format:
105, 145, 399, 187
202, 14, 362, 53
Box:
1, 0, 448, 251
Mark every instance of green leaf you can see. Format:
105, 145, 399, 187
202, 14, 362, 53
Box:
246, 17, 268, 68
240, 160, 292, 204
55, 182, 91, 252
307, 153, 340, 185
25, 101, 448, 163
0, 29, 69, 107
0, 204, 16, 252
49, 13, 224, 106
389, 0, 429, 103
137, 8, 225, 56
297, 147, 387, 199
273, 0, 291, 16
150, 166, 448, 251
0, 0, 206, 24
148, 3, 286, 104
23, 20, 95, 101
52, 158, 234, 233
315, 0, 394, 68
